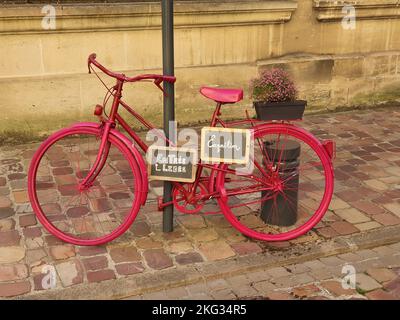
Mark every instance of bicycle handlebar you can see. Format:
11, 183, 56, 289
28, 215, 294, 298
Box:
88, 53, 176, 87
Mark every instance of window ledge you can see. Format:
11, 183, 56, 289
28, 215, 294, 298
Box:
313, 0, 400, 21
0, 1, 298, 35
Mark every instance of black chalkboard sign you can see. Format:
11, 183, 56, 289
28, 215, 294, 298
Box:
147, 146, 198, 182
201, 127, 251, 164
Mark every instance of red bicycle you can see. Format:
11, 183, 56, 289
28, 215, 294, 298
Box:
28, 54, 335, 246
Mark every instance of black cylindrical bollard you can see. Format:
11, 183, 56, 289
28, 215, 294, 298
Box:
261, 140, 301, 226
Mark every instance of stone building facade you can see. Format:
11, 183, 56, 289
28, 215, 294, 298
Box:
0, 0, 399, 137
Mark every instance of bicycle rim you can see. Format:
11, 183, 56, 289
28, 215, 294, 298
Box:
28, 126, 141, 246
216, 124, 334, 242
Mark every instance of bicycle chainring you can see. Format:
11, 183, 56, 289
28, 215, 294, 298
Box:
172, 183, 208, 214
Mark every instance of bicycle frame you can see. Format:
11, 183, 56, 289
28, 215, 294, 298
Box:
79, 76, 275, 212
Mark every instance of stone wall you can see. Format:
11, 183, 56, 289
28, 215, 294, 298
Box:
0, 0, 399, 138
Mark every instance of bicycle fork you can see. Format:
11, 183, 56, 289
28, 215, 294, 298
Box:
78, 121, 113, 191
78, 79, 124, 191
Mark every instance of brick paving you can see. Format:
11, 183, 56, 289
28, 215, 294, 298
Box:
127, 243, 400, 300
0, 106, 400, 298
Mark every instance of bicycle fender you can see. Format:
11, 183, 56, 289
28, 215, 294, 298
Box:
70, 122, 148, 205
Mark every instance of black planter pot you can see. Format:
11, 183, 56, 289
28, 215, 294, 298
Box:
254, 100, 307, 121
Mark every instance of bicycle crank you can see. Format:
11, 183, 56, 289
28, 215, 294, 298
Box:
172, 183, 208, 214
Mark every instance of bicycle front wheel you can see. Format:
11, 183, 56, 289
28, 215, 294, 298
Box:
216, 124, 334, 242
28, 126, 142, 246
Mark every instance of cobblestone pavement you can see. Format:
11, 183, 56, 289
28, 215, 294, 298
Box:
0, 106, 400, 298
127, 242, 400, 300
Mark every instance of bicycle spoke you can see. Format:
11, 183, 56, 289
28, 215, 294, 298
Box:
32, 129, 138, 244
216, 125, 333, 241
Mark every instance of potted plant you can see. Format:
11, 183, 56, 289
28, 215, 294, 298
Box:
250, 68, 306, 121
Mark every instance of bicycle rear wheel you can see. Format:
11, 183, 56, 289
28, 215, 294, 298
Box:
216, 124, 334, 242
28, 126, 142, 246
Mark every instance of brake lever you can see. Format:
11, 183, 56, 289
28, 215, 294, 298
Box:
88, 53, 97, 74
154, 78, 168, 97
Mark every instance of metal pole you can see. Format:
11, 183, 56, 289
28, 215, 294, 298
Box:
162, 0, 175, 232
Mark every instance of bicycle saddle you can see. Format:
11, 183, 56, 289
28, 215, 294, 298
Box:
200, 87, 243, 104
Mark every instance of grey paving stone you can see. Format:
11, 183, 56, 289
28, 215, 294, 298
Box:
356, 249, 379, 260
183, 293, 213, 300
165, 286, 189, 299
338, 252, 363, 263
253, 280, 277, 293
356, 274, 382, 292
207, 279, 229, 291
371, 245, 398, 256
303, 260, 327, 271
186, 282, 208, 295
231, 284, 258, 298
210, 288, 236, 300
247, 270, 271, 282
226, 275, 250, 287
142, 290, 168, 300
285, 263, 310, 274
319, 256, 346, 267
265, 267, 291, 278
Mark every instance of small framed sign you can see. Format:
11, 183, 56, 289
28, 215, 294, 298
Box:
201, 127, 252, 164
147, 146, 198, 183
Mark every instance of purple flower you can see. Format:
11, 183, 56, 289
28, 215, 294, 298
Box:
250, 68, 297, 103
